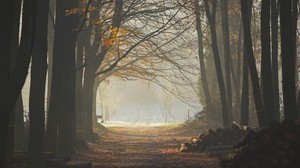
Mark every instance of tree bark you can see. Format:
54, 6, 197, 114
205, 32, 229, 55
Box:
234, 21, 243, 122
27, 0, 49, 167
241, 47, 249, 125
221, 0, 233, 124
204, 0, 230, 127
76, 29, 85, 131
240, 0, 265, 127
0, 1, 14, 165
53, 0, 78, 158
46, 0, 56, 112
193, 0, 213, 113
271, 0, 280, 121
82, 66, 95, 138
280, 0, 297, 120
261, 0, 275, 123
14, 95, 25, 151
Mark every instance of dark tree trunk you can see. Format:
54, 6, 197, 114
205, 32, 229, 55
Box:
221, 0, 233, 124
0, 2, 14, 166
292, 0, 298, 95
271, 0, 280, 121
292, 0, 299, 120
27, 0, 49, 167
92, 80, 100, 127
261, 0, 275, 124
204, 0, 230, 127
53, 0, 78, 158
234, 21, 243, 122
1, 0, 37, 166
14, 95, 25, 151
241, 0, 265, 127
82, 66, 96, 138
46, 0, 56, 112
241, 51, 249, 125
11, 0, 24, 155
76, 29, 85, 131
193, 0, 213, 112
46, 0, 78, 155
280, 0, 297, 120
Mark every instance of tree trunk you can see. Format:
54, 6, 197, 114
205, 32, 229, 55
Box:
293, 0, 298, 98
193, 0, 213, 112
46, 0, 56, 112
10, 0, 22, 158
261, 0, 275, 124
82, 66, 96, 138
241, 48, 249, 125
54, 0, 78, 158
204, 0, 230, 127
292, 0, 299, 120
1, 0, 37, 166
271, 0, 280, 121
280, 0, 297, 120
14, 95, 25, 151
82, 0, 124, 137
27, 0, 49, 167
221, 0, 233, 124
76, 29, 85, 131
240, 0, 265, 127
92, 80, 100, 127
234, 21, 243, 122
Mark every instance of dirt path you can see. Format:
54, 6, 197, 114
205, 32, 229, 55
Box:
74, 126, 221, 168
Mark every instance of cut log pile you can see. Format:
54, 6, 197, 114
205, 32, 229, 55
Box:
179, 123, 249, 154
221, 119, 300, 168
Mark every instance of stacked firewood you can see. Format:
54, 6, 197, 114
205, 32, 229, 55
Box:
179, 123, 249, 153
221, 119, 300, 168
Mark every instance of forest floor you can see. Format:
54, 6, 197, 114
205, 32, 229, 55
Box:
73, 124, 221, 168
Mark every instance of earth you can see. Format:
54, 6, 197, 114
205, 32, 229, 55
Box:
73, 125, 221, 168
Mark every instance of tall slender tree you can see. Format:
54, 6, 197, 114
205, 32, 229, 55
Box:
0, 1, 14, 166
220, 0, 233, 123
1, 0, 37, 166
204, 0, 230, 127
261, 0, 275, 123
271, 0, 280, 121
280, 0, 297, 120
27, 0, 49, 167
193, 0, 213, 113
241, 49, 249, 125
241, 0, 265, 126
46, 0, 78, 156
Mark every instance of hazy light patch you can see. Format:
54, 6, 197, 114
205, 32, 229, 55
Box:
100, 120, 183, 127
97, 78, 202, 125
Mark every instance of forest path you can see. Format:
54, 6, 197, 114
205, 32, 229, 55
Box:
74, 125, 221, 168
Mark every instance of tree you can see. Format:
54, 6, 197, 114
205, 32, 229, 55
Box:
0, 1, 14, 166
1, 0, 37, 166
27, 0, 49, 167
240, 0, 265, 127
261, 0, 275, 123
241, 46, 249, 125
193, 0, 213, 113
79, 0, 193, 137
271, 0, 280, 121
14, 95, 25, 151
220, 0, 233, 123
280, 0, 297, 120
204, 0, 230, 127
46, 0, 78, 157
